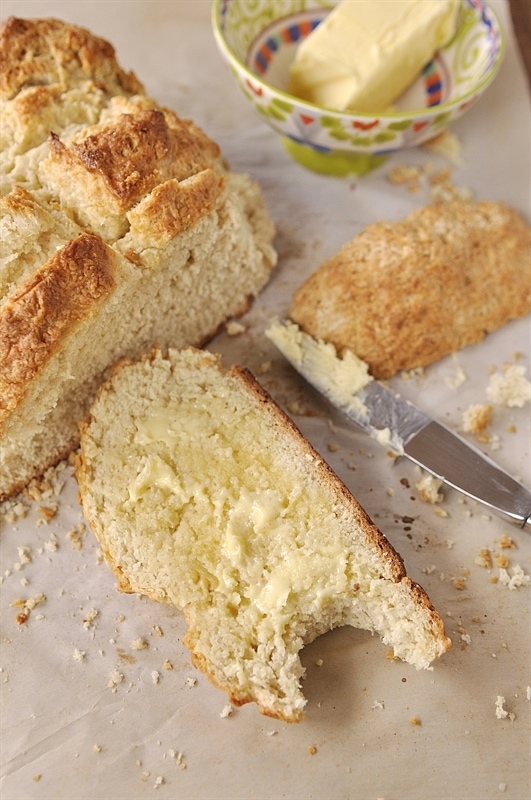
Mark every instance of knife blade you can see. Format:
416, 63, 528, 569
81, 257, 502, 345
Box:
266, 319, 531, 529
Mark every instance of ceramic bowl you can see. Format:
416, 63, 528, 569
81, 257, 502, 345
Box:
212, 0, 504, 176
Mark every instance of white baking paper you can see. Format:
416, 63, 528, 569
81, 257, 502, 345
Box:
1, 2, 530, 799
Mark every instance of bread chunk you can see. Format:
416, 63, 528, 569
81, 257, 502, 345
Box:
290, 201, 531, 379
0, 19, 277, 500
76, 347, 451, 722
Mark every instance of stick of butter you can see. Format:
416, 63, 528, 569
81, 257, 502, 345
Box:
288, 0, 460, 113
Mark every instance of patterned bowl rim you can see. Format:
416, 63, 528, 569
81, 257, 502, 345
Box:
212, 0, 505, 122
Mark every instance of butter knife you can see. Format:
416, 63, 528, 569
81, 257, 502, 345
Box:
266, 320, 531, 530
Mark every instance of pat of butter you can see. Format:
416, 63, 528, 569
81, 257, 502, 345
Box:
288, 0, 460, 112
266, 318, 372, 416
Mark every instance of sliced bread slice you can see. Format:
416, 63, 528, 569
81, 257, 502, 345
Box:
76, 347, 451, 722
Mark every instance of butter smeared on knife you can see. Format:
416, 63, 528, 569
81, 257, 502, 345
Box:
266, 319, 531, 530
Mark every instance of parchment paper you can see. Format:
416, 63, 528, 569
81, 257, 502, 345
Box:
1, 2, 530, 799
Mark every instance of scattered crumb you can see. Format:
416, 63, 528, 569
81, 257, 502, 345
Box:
308, 745, 317, 755
416, 474, 444, 504
486, 365, 531, 408
33, 775, 42, 783
163, 660, 173, 671
66, 523, 86, 549
225, 320, 246, 336
452, 578, 466, 591
185, 676, 196, 687
499, 535, 516, 549
495, 695, 516, 721
256, 360, 272, 375
372, 700, 385, 710
152, 625, 163, 637
92, 744, 102, 753
315, 658, 324, 667
220, 704, 233, 718
410, 717, 422, 726
445, 362, 467, 389
327, 442, 339, 452
73, 648, 86, 662
475, 548, 493, 569
498, 565, 530, 590
151, 670, 160, 684
12, 593, 46, 624
526, 686, 531, 701
462, 403, 493, 434
107, 669, 124, 690
153, 776, 164, 788
422, 129, 463, 166
130, 637, 148, 651
83, 609, 99, 629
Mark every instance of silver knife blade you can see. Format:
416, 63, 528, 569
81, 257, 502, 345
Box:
266, 319, 531, 529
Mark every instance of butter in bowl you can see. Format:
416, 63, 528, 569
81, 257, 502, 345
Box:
212, 0, 504, 176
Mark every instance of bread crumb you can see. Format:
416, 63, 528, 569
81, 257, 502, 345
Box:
163, 660, 173, 671
452, 578, 466, 591
410, 716, 422, 726
372, 700, 385, 710
257, 360, 272, 375
308, 745, 317, 755
37, 504, 58, 524
220, 704, 233, 718
475, 549, 493, 569
495, 554, 509, 569
153, 776, 164, 788
92, 744, 102, 753
498, 535, 516, 549
83, 609, 99, 629
422, 129, 463, 167
498, 565, 530, 589
495, 695, 516, 721
151, 670, 160, 684
33, 775, 42, 782
315, 658, 324, 667
185, 676, 196, 687
73, 648, 86, 662
327, 442, 339, 452
152, 625, 163, 637
416, 474, 443, 504
387, 164, 422, 186
108, 669, 124, 689
12, 593, 46, 624
66, 523, 86, 549
526, 686, 531, 701
486, 365, 531, 407
462, 403, 493, 434
225, 320, 246, 336
130, 637, 148, 650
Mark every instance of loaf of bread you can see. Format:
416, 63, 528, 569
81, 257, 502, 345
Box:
76, 347, 451, 722
0, 18, 277, 500
290, 201, 531, 379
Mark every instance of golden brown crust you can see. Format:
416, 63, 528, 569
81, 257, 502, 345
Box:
41, 107, 222, 222
0, 16, 144, 100
290, 201, 531, 379
126, 169, 225, 243
0, 233, 118, 426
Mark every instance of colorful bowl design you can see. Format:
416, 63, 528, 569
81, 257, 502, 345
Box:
212, 0, 504, 176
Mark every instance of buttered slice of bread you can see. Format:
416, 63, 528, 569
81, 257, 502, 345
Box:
76, 348, 450, 722
0, 18, 276, 500
290, 201, 531, 379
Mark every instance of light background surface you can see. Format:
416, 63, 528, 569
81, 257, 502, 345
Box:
1, 2, 530, 799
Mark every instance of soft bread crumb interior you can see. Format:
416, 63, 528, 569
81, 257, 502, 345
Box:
78, 348, 450, 721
